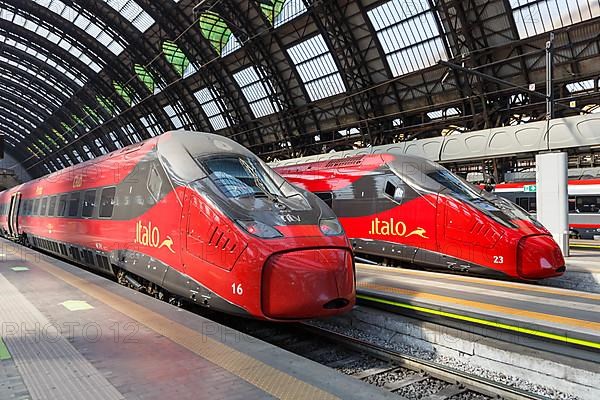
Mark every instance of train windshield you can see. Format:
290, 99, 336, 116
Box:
422, 163, 541, 228
426, 169, 481, 201
203, 156, 296, 199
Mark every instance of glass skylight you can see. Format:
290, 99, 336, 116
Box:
0, 113, 30, 137
139, 114, 163, 136
233, 66, 282, 118
33, 0, 126, 55
0, 9, 104, 73
566, 79, 596, 93
125, 123, 143, 142
163, 41, 191, 77
193, 87, 231, 131
0, 72, 63, 111
94, 138, 108, 154
104, 0, 155, 33
263, 0, 307, 27
113, 82, 133, 106
427, 107, 460, 119
108, 131, 123, 148
0, 37, 82, 95
199, 11, 241, 56
509, 0, 600, 39
287, 35, 346, 101
0, 97, 44, 126
367, 0, 449, 76
163, 104, 183, 129
72, 149, 83, 162
134, 64, 156, 93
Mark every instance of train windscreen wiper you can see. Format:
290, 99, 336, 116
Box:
239, 158, 279, 203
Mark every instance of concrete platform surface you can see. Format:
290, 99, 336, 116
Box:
356, 264, 600, 353
544, 249, 600, 293
0, 239, 394, 400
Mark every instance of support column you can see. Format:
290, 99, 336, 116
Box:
536, 152, 569, 256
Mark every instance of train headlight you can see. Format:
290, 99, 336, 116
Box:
319, 218, 343, 236
237, 220, 282, 238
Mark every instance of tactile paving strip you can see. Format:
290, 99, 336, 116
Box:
35, 257, 340, 400
0, 274, 124, 400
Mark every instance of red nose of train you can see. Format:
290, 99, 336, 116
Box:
261, 248, 355, 319
517, 235, 566, 279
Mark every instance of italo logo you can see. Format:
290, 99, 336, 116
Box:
134, 220, 175, 253
369, 217, 428, 238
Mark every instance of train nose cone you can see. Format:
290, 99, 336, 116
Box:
261, 248, 355, 319
517, 235, 566, 279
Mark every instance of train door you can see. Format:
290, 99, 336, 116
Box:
181, 187, 246, 272
8, 192, 21, 237
181, 188, 204, 273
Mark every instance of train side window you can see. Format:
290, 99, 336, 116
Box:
99, 187, 116, 218
48, 196, 57, 217
384, 180, 404, 203
82, 190, 97, 218
569, 197, 576, 213
315, 192, 333, 208
57, 194, 68, 217
147, 165, 162, 203
32, 198, 39, 216
68, 192, 81, 217
40, 197, 48, 216
575, 195, 600, 213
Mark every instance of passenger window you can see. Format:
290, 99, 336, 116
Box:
315, 192, 333, 208
33, 199, 39, 216
99, 187, 116, 218
57, 194, 68, 217
147, 166, 162, 203
68, 192, 81, 217
48, 196, 57, 217
384, 180, 404, 203
82, 190, 97, 218
40, 197, 48, 216
385, 181, 396, 197
575, 195, 600, 213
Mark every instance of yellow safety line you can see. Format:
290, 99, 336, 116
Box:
357, 294, 600, 350
570, 244, 600, 250
357, 282, 600, 331
357, 264, 600, 301
34, 258, 339, 400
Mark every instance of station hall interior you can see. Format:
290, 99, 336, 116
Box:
1, 0, 600, 399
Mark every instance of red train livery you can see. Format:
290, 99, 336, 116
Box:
0, 131, 355, 320
275, 153, 565, 280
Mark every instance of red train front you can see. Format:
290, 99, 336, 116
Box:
0, 131, 355, 320
275, 153, 565, 280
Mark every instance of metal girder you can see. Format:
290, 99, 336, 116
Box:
0, 0, 596, 178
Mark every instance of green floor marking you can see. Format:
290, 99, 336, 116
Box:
0, 338, 11, 360
11, 266, 29, 272
60, 300, 94, 311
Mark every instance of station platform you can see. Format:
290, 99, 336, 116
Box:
356, 264, 600, 358
544, 249, 600, 293
0, 239, 395, 400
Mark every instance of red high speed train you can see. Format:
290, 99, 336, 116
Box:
275, 153, 565, 280
0, 131, 355, 320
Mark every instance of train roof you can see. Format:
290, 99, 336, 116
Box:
157, 130, 257, 184
270, 148, 428, 169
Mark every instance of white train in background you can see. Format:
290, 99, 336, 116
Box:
492, 179, 600, 240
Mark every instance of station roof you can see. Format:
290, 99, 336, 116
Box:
1, 0, 599, 178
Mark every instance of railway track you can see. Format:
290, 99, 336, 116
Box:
212, 313, 550, 400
